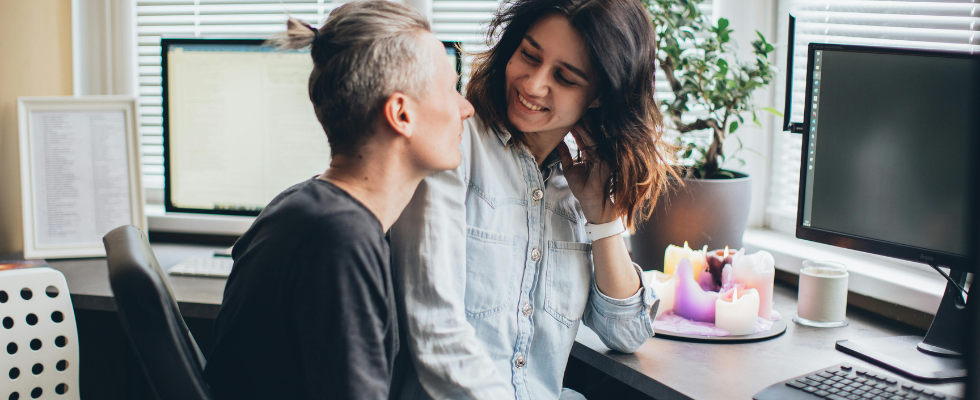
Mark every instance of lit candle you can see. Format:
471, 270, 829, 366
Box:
715, 287, 760, 335
706, 246, 734, 288
664, 242, 708, 282
731, 250, 776, 320
672, 258, 719, 323
644, 270, 676, 319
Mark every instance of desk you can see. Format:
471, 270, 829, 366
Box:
44, 243, 967, 400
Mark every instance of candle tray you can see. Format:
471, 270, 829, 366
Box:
653, 319, 786, 343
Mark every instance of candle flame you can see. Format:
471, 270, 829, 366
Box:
724, 246, 729, 257
683, 241, 690, 250
733, 287, 738, 302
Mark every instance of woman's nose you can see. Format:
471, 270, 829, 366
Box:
523, 66, 549, 97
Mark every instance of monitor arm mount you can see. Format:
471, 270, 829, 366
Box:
783, 15, 805, 134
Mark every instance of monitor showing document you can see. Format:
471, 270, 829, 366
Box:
162, 38, 463, 217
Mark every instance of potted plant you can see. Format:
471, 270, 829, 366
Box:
631, 0, 779, 271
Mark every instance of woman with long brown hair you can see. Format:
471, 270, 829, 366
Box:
390, 0, 675, 398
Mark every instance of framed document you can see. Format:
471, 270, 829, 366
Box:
18, 96, 146, 259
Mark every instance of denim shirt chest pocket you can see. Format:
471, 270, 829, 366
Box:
544, 240, 593, 327
464, 226, 519, 318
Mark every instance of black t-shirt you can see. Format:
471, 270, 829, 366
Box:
204, 177, 396, 400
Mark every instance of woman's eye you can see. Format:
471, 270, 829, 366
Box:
556, 72, 576, 86
521, 49, 539, 64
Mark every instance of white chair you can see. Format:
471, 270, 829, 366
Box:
1, 267, 80, 400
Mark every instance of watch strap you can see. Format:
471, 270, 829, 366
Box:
585, 218, 626, 241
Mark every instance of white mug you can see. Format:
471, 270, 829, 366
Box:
794, 260, 849, 327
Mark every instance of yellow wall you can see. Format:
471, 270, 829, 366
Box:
0, 0, 74, 254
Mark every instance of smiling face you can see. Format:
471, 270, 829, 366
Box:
505, 13, 598, 137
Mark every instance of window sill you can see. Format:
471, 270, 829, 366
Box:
743, 228, 946, 316
146, 204, 254, 236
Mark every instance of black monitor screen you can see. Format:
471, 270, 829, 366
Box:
798, 45, 980, 261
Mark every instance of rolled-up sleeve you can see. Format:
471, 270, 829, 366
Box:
582, 263, 656, 353
389, 127, 514, 400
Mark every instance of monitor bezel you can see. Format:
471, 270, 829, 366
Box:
161, 38, 464, 217
794, 43, 980, 272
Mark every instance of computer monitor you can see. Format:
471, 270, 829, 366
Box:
795, 43, 980, 380
161, 38, 463, 217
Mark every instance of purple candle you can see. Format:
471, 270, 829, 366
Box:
673, 258, 720, 323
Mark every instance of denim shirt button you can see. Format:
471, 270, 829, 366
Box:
522, 303, 532, 316
531, 189, 544, 202
515, 355, 526, 368
530, 247, 541, 261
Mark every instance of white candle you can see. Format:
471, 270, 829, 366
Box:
797, 260, 848, 323
715, 287, 760, 335
731, 250, 776, 320
644, 270, 676, 319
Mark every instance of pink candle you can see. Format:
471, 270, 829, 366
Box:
731, 250, 776, 320
672, 258, 719, 323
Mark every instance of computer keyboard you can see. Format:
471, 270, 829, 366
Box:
754, 362, 960, 400
167, 256, 234, 278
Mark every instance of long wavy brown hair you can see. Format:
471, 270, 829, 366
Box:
466, 0, 677, 231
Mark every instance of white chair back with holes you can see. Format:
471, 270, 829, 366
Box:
1, 267, 80, 400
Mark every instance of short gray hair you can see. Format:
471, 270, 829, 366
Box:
269, 1, 433, 155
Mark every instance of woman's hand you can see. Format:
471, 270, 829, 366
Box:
557, 123, 618, 224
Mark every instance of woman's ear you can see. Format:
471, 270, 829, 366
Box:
589, 97, 601, 108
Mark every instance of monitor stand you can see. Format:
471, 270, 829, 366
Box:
835, 269, 967, 381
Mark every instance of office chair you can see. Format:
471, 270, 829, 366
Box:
103, 225, 212, 400
0, 267, 80, 400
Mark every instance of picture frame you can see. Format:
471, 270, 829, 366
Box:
18, 96, 146, 259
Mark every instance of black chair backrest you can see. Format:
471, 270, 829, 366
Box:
103, 225, 212, 400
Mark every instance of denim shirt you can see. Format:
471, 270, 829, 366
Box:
390, 117, 657, 400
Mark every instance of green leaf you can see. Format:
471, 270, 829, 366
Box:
729, 120, 739, 133
717, 18, 729, 31
762, 107, 783, 117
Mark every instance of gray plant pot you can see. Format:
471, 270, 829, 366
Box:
630, 171, 752, 272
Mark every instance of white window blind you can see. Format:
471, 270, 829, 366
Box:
767, 0, 980, 229
431, 0, 501, 87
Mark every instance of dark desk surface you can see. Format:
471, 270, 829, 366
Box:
45, 243, 966, 400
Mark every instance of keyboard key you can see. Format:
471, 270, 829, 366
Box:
833, 383, 846, 389
841, 365, 853, 371
828, 388, 841, 394
804, 386, 818, 393
885, 388, 898, 393
819, 384, 832, 390
786, 381, 807, 390
827, 395, 848, 400
853, 390, 866, 396
933, 394, 945, 399
861, 393, 875, 399
846, 395, 861, 400
922, 389, 934, 396
819, 372, 835, 378
856, 369, 868, 375
816, 390, 831, 397
886, 378, 898, 384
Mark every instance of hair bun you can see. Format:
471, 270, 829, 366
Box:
266, 18, 319, 51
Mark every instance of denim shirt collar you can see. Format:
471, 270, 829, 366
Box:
493, 128, 563, 176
